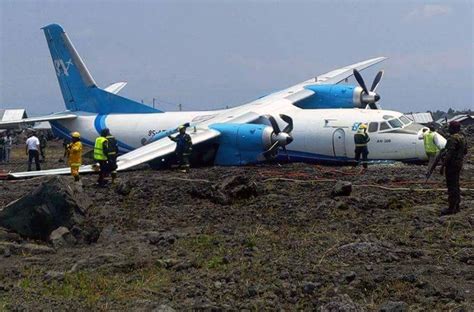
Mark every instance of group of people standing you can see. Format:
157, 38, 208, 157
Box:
63, 128, 118, 186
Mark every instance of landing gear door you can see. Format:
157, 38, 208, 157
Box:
332, 128, 347, 158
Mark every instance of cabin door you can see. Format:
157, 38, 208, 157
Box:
332, 128, 347, 158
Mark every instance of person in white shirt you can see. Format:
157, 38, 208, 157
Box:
25, 131, 41, 171
3, 133, 13, 163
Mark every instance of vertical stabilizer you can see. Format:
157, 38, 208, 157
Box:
42, 23, 161, 114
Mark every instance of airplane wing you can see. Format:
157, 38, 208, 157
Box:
313, 57, 387, 85
8, 128, 221, 179
104, 82, 127, 94
0, 113, 77, 128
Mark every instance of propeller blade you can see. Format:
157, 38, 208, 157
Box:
279, 114, 293, 133
263, 141, 280, 159
368, 102, 378, 109
264, 115, 281, 134
370, 70, 384, 92
353, 69, 368, 94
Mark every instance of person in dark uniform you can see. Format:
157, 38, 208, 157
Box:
105, 130, 119, 183
168, 125, 192, 172
440, 121, 468, 216
353, 123, 370, 171
39, 134, 48, 162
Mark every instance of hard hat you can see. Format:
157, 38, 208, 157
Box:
359, 124, 368, 129
71, 131, 81, 138
178, 125, 186, 130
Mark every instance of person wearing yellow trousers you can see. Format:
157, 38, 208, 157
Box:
66, 132, 83, 181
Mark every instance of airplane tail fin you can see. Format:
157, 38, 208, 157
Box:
42, 24, 161, 114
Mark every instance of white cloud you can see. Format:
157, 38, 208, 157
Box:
405, 4, 453, 20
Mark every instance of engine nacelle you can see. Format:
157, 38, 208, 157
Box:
294, 84, 364, 109
209, 123, 273, 165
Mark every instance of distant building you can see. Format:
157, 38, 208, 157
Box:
404, 112, 434, 125
446, 114, 474, 126
0, 109, 29, 129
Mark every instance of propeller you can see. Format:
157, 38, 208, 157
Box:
262, 114, 294, 160
353, 69, 384, 109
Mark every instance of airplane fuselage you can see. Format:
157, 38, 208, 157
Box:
52, 105, 431, 164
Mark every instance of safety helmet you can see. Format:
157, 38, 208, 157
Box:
178, 125, 186, 130
359, 124, 368, 130
71, 131, 81, 138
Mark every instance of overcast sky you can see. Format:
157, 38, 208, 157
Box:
0, 0, 472, 115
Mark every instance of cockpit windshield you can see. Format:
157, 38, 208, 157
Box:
388, 118, 403, 129
399, 115, 411, 125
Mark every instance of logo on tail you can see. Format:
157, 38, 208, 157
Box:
54, 59, 73, 77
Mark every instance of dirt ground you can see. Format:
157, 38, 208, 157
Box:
0, 136, 473, 311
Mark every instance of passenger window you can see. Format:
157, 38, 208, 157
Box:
368, 122, 378, 133
379, 122, 390, 131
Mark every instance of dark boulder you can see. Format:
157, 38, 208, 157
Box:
190, 176, 260, 204
116, 179, 133, 196
0, 176, 93, 241
331, 181, 352, 197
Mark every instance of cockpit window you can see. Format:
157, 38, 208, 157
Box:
368, 122, 378, 133
379, 122, 390, 131
388, 118, 403, 128
399, 115, 411, 125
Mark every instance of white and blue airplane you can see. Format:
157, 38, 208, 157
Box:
1, 24, 444, 178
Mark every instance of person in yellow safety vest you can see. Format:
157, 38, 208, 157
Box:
353, 123, 370, 171
66, 132, 83, 181
94, 128, 109, 187
422, 125, 440, 170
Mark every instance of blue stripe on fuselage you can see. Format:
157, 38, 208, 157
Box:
50, 121, 96, 146
277, 149, 420, 164
92, 114, 134, 152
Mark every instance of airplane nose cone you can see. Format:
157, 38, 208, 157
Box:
374, 94, 381, 101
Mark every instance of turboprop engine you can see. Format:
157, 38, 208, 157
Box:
294, 69, 384, 110
209, 114, 293, 165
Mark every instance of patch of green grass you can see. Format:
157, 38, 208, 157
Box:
15, 266, 171, 307
206, 255, 225, 269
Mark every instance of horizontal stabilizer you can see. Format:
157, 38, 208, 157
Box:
0, 113, 76, 128
104, 82, 127, 94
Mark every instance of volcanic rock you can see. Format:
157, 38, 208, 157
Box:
49, 226, 76, 249
190, 175, 259, 204
331, 181, 352, 197
379, 301, 408, 312
0, 176, 92, 241
321, 294, 364, 312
